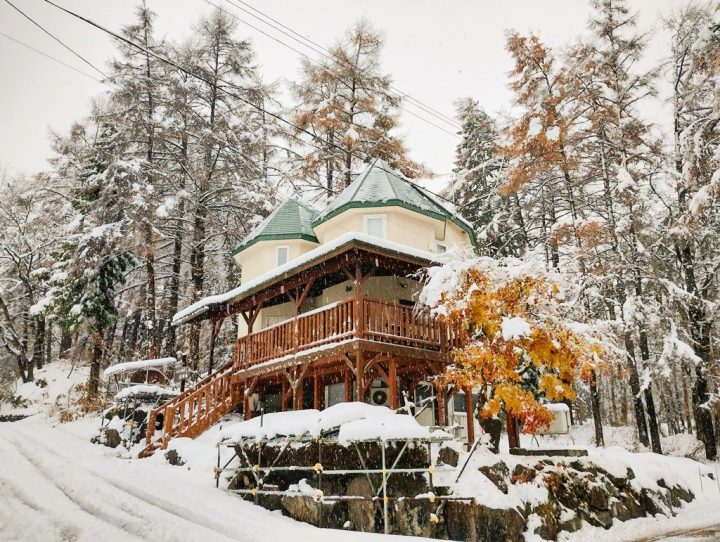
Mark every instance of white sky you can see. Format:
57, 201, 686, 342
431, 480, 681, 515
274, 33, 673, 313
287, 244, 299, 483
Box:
0, 0, 682, 183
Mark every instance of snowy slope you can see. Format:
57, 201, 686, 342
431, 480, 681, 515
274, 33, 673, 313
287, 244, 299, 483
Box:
0, 416, 427, 542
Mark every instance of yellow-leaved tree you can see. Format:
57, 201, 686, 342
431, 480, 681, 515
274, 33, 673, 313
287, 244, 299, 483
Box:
421, 255, 608, 449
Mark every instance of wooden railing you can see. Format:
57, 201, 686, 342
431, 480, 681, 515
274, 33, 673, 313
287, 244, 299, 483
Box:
140, 361, 237, 457
234, 296, 459, 371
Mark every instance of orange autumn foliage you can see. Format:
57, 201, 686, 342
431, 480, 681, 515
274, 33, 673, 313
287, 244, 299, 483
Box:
437, 267, 604, 434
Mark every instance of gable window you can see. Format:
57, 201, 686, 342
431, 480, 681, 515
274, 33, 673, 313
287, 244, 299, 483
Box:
276, 245, 289, 266
363, 214, 387, 239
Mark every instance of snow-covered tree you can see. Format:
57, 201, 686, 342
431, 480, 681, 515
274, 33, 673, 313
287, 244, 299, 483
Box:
290, 18, 422, 198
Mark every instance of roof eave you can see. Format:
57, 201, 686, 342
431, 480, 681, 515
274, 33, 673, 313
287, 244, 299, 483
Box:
231, 233, 319, 256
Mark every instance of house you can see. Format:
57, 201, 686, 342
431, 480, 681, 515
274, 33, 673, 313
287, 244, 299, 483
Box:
142, 159, 477, 456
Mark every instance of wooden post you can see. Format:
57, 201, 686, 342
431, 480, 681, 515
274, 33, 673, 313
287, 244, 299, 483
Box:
208, 319, 221, 375
281, 380, 288, 412
344, 365, 353, 402
465, 388, 475, 445
506, 412, 520, 449
435, 383, 447, 426
388, 357, 398, 410
313, 370, 321, 410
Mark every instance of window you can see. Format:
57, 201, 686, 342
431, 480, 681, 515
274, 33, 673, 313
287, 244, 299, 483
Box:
276, 245, 289, 266
363, 214, 387, 239
435, 241, 447, 254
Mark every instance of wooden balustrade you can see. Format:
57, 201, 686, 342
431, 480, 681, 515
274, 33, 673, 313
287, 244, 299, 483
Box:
142, 362, 237, 456
234, 297, 457, 370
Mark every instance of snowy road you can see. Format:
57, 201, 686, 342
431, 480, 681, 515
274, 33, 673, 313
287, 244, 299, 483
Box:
0, 418, 422, 542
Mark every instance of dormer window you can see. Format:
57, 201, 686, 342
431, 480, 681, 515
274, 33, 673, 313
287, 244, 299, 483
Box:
276, 245, 289, 266
363, 214, 387, 239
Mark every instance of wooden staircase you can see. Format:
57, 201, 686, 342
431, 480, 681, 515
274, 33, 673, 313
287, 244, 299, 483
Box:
139, 361, 240, 458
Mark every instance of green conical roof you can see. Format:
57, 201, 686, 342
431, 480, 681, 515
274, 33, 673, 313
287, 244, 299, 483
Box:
232, 197, 319, 255
313, 158, 477, 246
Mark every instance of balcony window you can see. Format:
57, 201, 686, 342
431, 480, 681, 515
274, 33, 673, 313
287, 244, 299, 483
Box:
276, 245, 289, 266
363, 214, 387, 239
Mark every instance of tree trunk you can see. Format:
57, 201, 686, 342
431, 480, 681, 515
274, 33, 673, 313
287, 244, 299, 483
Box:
590, 370, 604, 447
638, 327, 663, 454
88, 318, 105, 398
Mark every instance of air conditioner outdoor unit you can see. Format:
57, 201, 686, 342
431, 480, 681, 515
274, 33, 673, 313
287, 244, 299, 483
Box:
369, 387, 390, 407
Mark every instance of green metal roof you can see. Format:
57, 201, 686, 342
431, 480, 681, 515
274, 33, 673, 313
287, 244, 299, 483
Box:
312, 158, 477, 247
232, 197, 319, 255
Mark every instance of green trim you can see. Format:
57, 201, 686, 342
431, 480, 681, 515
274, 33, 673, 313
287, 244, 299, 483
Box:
312, 200, 478, 249
231, 232, 318, 256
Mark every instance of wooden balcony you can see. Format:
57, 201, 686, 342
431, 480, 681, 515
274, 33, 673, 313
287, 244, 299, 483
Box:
233, 297, 460, 371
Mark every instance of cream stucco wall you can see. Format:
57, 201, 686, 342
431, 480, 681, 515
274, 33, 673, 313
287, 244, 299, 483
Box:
234, 238, 318, 283
312, 206, 471, 253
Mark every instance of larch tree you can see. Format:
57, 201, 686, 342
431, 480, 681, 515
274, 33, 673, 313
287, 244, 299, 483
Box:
181, 9, 276, 369
500, 32, 607, 445
290, 18, 421, 198
664, 3, 719, 460
572, 0, 664, 453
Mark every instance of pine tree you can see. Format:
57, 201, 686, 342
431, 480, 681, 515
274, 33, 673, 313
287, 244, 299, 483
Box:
48, 121, 135, 396
449, 98, 523, 256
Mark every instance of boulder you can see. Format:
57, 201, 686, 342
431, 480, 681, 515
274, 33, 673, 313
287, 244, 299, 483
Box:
511, 464, 537, 484
104, 428, 121, 449
437, 445, 459, 467
446, 501, 525, 542
346, 476, 376, 532
479, 462, 509, 493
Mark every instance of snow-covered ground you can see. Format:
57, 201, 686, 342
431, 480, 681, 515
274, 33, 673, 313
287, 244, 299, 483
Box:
0, 415, 431, 542
1, 362, 719, 542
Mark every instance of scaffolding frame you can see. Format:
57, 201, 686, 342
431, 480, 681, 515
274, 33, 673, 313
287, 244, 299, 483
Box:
214, 433, 470, 534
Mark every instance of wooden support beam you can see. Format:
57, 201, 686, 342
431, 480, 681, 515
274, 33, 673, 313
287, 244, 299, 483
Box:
435, 382, 447, 426
344, 365, 353, 402
465, 388, 475, 445
388, 357, 398, 410
313, 370, 321, 410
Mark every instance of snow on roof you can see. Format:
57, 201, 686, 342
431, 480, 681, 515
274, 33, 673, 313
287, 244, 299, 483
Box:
103, 357, 178, 378
115, 384, 179, 400
313, 158, 477, 244
232, 197, 319, 256
217, 402, 452, 445
172, 231, 439, 326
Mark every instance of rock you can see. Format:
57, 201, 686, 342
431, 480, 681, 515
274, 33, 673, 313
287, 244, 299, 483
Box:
281, 495, 323, 526
437, 445, 459, 467
164, 449, 185, 466
479, 418, 503, 453
479, 462, 509, 493
587, 484, 609, 511
559, 510, 582, 533
511, 464, 537, 484
394, 499, 436, 537
531, 501, 560, 540
346, 476, 376, 532
446, 501, 525, 542
104, 428, 121, 449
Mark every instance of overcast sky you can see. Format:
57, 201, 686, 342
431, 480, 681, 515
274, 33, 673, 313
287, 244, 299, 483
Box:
0, 0, 682, 183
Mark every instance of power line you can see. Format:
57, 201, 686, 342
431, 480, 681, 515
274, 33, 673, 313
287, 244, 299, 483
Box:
2, 0, 111, 82
220, 0, 462, 131
39, 0, 460, 207
0, 31, 104, 83
203, 0, 459, 138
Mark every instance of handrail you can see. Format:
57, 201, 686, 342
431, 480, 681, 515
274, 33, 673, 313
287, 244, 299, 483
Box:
234, 297, 457, 371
